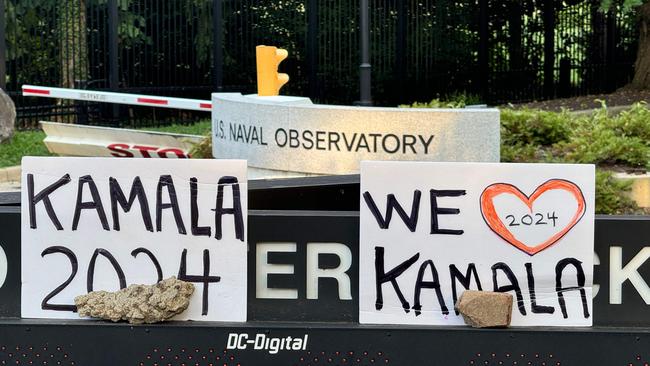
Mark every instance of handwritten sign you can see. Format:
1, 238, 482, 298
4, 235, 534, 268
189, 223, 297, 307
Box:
21, 157, 247, 321
359, 161, 595, 326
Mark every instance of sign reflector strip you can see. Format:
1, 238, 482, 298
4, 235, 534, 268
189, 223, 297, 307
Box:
137, 97, 169, 105
23, 88, 51, 95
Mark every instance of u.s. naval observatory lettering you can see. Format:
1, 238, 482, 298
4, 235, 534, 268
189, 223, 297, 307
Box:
211, 93, 500, 175
215, 121, 436, 155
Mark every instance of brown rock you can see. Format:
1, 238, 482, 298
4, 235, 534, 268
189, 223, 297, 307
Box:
455, 290, 513, 328
0, 89, 15, 143
75, 277, 194, 324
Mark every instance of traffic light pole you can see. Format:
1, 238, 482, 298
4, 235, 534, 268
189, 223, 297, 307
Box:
357, 0, 372, 106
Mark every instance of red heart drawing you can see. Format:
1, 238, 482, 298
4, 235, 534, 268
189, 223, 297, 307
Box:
479, 179, 586, 256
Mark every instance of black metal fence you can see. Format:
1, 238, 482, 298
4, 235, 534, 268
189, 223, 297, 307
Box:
2, 0, 639, 129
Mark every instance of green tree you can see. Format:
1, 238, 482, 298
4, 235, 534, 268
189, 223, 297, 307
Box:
59, 0, 88, 88
601, 0, 650, 89
6, 0, 59, 87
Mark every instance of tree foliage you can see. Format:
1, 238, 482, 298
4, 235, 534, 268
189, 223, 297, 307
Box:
600, 0, 644, 12
6, 0, 214, 89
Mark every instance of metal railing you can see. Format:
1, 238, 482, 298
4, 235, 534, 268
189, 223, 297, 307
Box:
0, 0, 639, 129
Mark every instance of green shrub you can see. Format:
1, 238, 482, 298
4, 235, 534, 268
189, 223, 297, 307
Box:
602, 101, 650, 141
595, 170, 637, 215
500, 143, 543, 163
189, 133, 213, 159
399, 92, 482, 109
551, 103, 650, 168
557, 128, 649, 168
500, 108, 572, 146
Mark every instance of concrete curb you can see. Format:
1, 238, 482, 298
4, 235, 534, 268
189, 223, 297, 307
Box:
613, 172, 650, 208
0, 165, 20, 183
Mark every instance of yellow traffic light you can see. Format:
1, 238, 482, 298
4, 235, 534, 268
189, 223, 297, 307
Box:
256, 45, 289, 96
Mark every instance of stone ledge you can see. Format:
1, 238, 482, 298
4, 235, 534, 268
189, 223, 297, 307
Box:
614, 172, 650, 208
0, 165, 20, 183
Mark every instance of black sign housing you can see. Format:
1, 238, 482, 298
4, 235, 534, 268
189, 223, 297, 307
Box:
248, 211, 359, 322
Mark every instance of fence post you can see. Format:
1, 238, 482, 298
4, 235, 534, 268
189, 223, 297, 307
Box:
0, 0, 5, 91
559, 57, 571, 97
542, 0, 555, 98
307, 0, 319, 100
478, 0, 488, 101
605, 10, 616, 91
357, 0, 372, 106
395, 0, 406, 102
213, 0, 223, 92
108, 0, 119, 120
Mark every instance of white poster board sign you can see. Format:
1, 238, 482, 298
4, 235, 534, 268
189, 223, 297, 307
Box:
359, 161, 595, 326
21, 157, 247, 322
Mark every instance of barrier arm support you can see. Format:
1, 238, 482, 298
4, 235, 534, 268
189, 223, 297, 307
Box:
22, 85, 213, 112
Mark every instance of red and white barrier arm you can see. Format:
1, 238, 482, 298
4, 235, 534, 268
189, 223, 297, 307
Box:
22, 85, 212, 112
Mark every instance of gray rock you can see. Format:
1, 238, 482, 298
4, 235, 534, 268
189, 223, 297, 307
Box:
0, 89, 15, 143
211, 93, 500, 176
455, 290, 513, 328
75, 277, 194, 324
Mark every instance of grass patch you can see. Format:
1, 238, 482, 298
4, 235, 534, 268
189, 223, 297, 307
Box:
142, 120, 211, 135
0, 130, 53, 168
